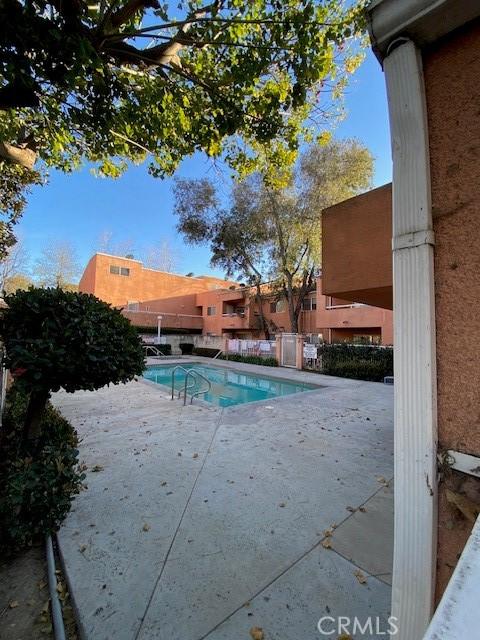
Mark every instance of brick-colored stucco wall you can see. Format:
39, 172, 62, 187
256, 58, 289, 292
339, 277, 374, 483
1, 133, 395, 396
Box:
423, 18, 480, 598
322, 184, 393, 309
118, 276, 393, 343
79, 253, 235, 307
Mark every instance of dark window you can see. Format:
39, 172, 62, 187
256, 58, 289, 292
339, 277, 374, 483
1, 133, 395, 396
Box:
110, 265, 130, 276
207, 306, 216, 316
270, 300, 285, 313
302, 297, 317, 311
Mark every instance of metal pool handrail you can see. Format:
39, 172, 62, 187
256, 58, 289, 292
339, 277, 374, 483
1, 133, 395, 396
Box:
171, 365, 190, 400
179, 371, 198, 400
183, 369, 211, 405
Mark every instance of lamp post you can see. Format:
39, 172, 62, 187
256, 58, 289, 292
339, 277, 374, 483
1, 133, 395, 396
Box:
157, 315, 163, 344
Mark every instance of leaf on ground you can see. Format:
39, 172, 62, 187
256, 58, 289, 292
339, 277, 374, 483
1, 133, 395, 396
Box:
38, 579, 47, 590
354, 569, 367, 584
192, 453, 199, 459
321, 539, 332, 549
337, 634, 353, 640
79, 544, 87, 553
279, 502, 286, 508
376, 476, 389, 487
91, 465, 104, 472
8, 600, 19, 608
323, 528, 334, 537
346, 506, 356, 513
40, 623, 53, 635
142, 523, 151, 532
250, 627, 264, 640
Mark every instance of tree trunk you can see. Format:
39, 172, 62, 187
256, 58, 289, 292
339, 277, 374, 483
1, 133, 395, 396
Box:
254, 282, 270, 340
23, 390, 50, 443
284, 275, 299, 333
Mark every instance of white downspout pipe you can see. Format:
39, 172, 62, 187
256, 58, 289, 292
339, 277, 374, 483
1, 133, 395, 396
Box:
384, 39, 438, 639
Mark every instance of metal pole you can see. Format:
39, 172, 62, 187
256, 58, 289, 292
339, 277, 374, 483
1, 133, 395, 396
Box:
157, 315, 162, 343
45, 535, 66, 640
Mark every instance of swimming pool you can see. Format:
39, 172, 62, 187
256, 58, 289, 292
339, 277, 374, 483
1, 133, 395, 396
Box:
143, 363, 318, 407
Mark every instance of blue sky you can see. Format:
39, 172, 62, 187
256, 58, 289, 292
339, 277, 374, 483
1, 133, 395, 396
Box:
18, 49, 391, 280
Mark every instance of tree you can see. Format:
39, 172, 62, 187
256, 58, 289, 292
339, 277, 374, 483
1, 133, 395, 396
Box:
143, 240, 181, 272
0, 238, 31, 293
174, 139, 373, 333
97, 230, 137, 258
259, 138, 374, 331
0, 1, 366, 252
0, 165, 43, 259
0, 288, 145, 442
175, 175, 272, 336
34, 241, 81, 289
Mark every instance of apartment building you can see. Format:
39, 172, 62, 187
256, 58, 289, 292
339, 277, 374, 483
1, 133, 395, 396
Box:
113, 278, 392, 345
78, 253, 237, 307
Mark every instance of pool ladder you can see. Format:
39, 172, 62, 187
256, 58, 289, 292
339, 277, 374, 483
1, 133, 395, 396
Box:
171, 365, 212, 405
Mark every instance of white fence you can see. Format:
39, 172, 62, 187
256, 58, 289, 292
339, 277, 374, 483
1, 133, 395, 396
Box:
225, 338, 276, 358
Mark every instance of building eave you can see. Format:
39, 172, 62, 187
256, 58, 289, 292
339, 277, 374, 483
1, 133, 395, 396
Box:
367, 0, 480, 62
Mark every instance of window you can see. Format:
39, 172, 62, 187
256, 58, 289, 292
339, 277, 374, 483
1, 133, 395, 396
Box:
207, 306, 216, 316
127, 301, 139, 311
302, 297, 317, 311
110, 265, 130, 276
270, 300, 285, 313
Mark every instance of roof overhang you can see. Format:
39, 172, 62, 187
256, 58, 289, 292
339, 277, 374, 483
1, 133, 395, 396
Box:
367, 0, 480, 62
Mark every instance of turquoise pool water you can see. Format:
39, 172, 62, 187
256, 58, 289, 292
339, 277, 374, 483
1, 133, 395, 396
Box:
143, 363, 318, 407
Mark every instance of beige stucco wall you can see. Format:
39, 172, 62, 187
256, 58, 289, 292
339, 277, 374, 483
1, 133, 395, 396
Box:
423, 18, 480, 598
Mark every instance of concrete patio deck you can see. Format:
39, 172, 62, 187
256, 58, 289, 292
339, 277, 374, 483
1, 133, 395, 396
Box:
53, 360, 394, 640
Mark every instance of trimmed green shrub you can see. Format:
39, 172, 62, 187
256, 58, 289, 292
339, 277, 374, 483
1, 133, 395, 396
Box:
324, 359, 389, 382
192, 347, 222, 358
0, 287, 145, 441
220, 354, 278, 367
0, 385, 85, 552
179, 342, 194, 355
316, 343, 393, 382
157, 343, 171, 355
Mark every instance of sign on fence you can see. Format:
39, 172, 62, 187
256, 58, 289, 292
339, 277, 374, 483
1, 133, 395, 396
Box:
303, 344, 318, 359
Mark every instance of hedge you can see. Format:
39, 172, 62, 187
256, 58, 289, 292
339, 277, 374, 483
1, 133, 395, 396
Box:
220, 354, 278, 367
315, 343, 393, 382
192, 347, 222, 358
191, 348, 278, 367
0, 385, 85, 552
179, 342, 194, 355
157, 344, 172, 355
